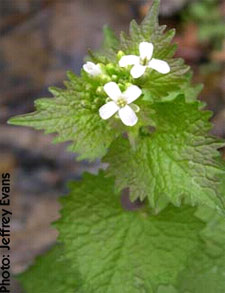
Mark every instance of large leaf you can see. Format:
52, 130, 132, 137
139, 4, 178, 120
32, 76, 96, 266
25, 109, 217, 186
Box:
55, 172, 204, 293
104, 96, 225, 212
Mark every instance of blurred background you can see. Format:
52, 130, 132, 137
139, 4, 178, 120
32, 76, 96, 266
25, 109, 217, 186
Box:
0, 0, 224, 291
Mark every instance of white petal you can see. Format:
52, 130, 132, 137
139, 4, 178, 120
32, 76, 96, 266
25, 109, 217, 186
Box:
82, 62, 93, 73
148, 58, 170, 74
124, 85, 142, 104
139, 42, 153, 60
119, 55, 140, 67
103, 82, 121, 101
130, 64, 146, 79
99, 101, 119, 120
83, 62, 102, 76
129, 103, 140, 113
118, 105, 138, 126
94, 64, 102, 75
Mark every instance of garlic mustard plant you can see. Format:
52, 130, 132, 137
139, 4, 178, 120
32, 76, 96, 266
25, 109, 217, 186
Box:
9, 0, 225, 292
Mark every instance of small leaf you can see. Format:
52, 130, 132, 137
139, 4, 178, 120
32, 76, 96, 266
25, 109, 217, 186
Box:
119, 0, 189, 99
141, 0, 160, 36
102, 25, 119, 51
8, 74, 117, 161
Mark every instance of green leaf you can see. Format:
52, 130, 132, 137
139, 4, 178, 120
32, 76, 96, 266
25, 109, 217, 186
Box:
119, 0, 189, 99
56, 172, 204, 293
176, 207, 225, 292
161, 77, 203, 103
102, 25, 119, 51
8, 73, 117, 161
18, 245, 81, 293
120, 0, 160, 49
104, 96, 225, 212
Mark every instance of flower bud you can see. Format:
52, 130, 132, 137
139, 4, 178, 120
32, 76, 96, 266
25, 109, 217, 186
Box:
100, 74, 111, 83
117, 50, 124, 60
112, 75, 118, 81
96, 86, 104, 95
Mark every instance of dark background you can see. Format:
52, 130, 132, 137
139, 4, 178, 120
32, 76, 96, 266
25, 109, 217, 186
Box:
0, 0, 224, 291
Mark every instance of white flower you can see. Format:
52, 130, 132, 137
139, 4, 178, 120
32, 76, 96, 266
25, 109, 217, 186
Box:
99, 82, 142, 126
119, 41, 170, 78
83, 61, 102, 76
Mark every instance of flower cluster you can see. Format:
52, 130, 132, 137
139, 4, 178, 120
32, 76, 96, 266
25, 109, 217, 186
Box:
83, 42, 170, 127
